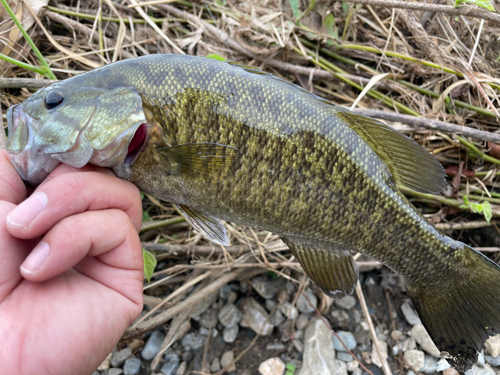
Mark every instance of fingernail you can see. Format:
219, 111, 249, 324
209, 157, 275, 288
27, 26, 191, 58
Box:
7, 192, 48, 228
21, 242, 49, 275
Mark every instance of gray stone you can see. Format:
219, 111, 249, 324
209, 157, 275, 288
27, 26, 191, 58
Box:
111, 348, 132, 367
421, 355, 437, 374
189, 292, 215, 319
223, 324, 239, 343
211, 357, 221, 372
219, 284, 232, 300
265, 299, 277, 312
436, 358, 451, 372
293, 338, 304, 353
331, 309, 350, 324
109, 369, 123, 375
402, 337, 417, 352
199, 308, 218, 329
123, 357, 141, 375
218, 303, 243, 327
258, 357, 286, 375
142, 330, 165, 360
298, 318, 336, 375
335, 296, 356, 310
240, 281, 249, 293
332, 331, 357, 351
297, 288, 317, 314
161, 356, 180, 375
279, 302, 299, 320
465, 364, 496, 375
296, 314, 309, 330
337, 351, 353, 362
199, 327, 210, 336
371, 338, 388, 368
164, 352, 180, 362
404, 350, 425, 371
266, 342, 286, 350
401, 300, 421, 326
332, 360, 348, 375
352, 369, 362, 375
181, 332, 207, 351
410, 324, 440, 358
239, 297, 273, 336
250, 275, 284, 299
346, 360, 359, 372
486, 335, 500, 357
221, 350, 236, 372
98, 353, 113, 371
478, 350, 485, 366
485, 355, 500, 367
92, 372, 100, 375
176, 361, 187, 375
270, 308, 285, 327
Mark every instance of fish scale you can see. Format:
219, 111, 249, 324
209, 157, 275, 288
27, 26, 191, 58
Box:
6, 54, 500, 372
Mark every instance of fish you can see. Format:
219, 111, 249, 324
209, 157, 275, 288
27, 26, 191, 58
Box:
6, 54, 500, 372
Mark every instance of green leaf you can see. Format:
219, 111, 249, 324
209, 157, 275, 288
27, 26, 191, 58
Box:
323, 14, 338, 39
483, 202, 493, 223
454, 0, 495, 11
289, 0, 301, 19
142, 249, 157, 283
206, 53, 227, 61
286, 363, 296, 371
463, 195, 471, 205
463, 196, 492, 222
342, 2, 351, 14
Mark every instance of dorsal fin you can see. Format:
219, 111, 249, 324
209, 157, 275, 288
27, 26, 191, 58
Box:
334, 107, 446, 194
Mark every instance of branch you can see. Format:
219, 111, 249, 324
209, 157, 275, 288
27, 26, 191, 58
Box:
0, 77, 56, 89
353, 108, 500, 143
340, 0, 500, 26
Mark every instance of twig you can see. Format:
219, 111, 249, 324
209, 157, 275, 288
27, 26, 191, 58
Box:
456, 136, 500, 165
356, 283, 392, 375
0, 109, 6, 150
123, 269, 245, 340
142, 243, 251, 256
435, 220, 500, 230
339, 0, 500, 26
140, 216, 185, 232
352, 108, 500, 143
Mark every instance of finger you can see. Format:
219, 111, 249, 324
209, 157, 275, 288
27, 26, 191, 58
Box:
21, 209, 142, 283
38, 162, 115, 188
6, 171, 142, 239
0, 150, 27, 204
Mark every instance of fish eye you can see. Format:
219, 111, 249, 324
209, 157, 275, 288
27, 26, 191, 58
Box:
45, 90, 65, 109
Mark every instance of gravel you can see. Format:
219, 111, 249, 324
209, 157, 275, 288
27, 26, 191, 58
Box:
142, 331, 166, 360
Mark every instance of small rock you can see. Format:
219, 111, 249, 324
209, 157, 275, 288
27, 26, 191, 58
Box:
199, 308, 218, 329
266, 299, 277, 312
92, 372, 100, 375
346, 360, 359, 372
161, 356, 180, 375
219, 284, 232, 300
240, 281, 249, 293
111, 348, 132, 367
98, 353, 113, 371
211, 357, 221, 372
443, 369, 460, 375
332, 331, 357, 351
335, 296, 356, 310
221, 350, 236, 372
223, 324, 239, 343
266, 342, 286, 351
142, 330, 166, 360
180, 332, 207, 351
218, 303, 243, 327
109, 369, 123, 375
176, 361, 187, 375
371, 338, 388, 369
404, 350, 425, 371
421, 355, 437, 374
295, 329, 304, 340
227, 291, 237, 304
436, 358, 451, 372
485, 354, 500, 367
239, 298, 273, 336
270, 309, 285, 327
279, 302, 299, 320
478, 350, 486, 366
352, 369, 362, 375
331, 310, 350, 325
296, 314, 309, 330
410, 324, 440, 358
298, 318, 336, 375
297, 289, 317, 314
258, 357, 286, 375
293, 339, 304, 353
391, 330, 403, 342
123, 357, 141, 375
486, 335, 500, 357
402, 337, 417, 352
332, 359, 348, 375
129, 340, 143, 354
189, 292, 215, 319
465, 364, 496, 375
337, 351, 353, 362
251, 275, 284, 299
400, 300, 421, 326
182, 351, 193, 362
164, 352, 180, 362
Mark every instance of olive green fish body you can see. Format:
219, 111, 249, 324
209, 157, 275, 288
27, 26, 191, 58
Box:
6, 55, 500, 372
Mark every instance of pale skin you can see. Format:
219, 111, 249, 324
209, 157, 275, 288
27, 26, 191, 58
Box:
0, 150, 144, 375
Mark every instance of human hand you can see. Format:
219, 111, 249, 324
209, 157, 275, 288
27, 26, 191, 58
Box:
0, 150, 144, 375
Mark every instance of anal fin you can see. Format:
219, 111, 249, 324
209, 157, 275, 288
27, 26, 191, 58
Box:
281, 236, 358, 299
174, 204, 229, 246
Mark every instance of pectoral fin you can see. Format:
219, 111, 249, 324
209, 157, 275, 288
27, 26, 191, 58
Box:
281, 237, 358, 298
159, 143, 239, 178
174, 204, 229, 246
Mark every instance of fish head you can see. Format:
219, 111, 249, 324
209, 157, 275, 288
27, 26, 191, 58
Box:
6, 80, 150, 185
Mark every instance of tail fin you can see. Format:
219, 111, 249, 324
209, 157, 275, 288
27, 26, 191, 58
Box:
407, 244, 500, 372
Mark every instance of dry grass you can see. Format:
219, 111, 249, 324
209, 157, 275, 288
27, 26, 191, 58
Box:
1, 0, 500, 372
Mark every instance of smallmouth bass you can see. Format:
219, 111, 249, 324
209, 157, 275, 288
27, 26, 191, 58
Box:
6, 55, 500, 372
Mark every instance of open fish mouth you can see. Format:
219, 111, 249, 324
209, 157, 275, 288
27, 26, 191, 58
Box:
6, 104, 149, 186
